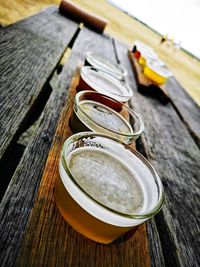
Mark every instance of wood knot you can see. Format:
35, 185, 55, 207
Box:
41, 133, 51, 142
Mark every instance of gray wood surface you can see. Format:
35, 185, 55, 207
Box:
0, 37, 84, 267
165, 77, 200, 148
0, 70, 68, 266
0, 6, 79, 161
0, 6, 79, 266
115, 39, 200, 267
146, 219, 165, 267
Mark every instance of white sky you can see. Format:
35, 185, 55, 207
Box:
109, 0, 200, 58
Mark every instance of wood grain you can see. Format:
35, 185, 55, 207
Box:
0, 6, 79, 161
115, 39, 200, 267
0, 61, 79, 267
0, 7, 79, 266
165, 77, 200, 148
16, 28, 150, 267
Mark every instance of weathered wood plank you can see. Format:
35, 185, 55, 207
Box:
16, 28, 150, 267
146, 219, 165, 267
0, 6, 79, 161
5, 6, 76, 45
0, 7, 79, 266
115, 39, 200, 267
165, 77, 200, 148
0, 63, 76, 266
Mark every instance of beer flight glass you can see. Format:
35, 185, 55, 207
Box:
77, 66, 133, 103
55, 132, 164, 244
70, 90, 144, 144
85, 51, 128, 81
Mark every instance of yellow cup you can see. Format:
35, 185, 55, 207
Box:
144, 60, 172, 85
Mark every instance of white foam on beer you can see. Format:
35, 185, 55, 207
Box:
88, 70, 124, 94
80, 100, 133, 134
82, 68, 133, 102
86, 51, 126, 79
67, 147, 144, 214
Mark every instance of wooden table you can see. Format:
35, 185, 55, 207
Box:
0, 6, 199, 267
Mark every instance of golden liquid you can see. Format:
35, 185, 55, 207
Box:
70, 100, 134, 143
79, 100, 133, 134
55, 174, 133, 244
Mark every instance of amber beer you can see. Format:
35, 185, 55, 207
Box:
55, 167, 133, 244
55, 133, 164, 244
71, 100, 133, 139
77, 66, 133, 103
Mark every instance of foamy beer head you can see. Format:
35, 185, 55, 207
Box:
70, 91, 144, 143
85, 51, 128, 80
78, 66, 133, 102
55, 132, 164, 244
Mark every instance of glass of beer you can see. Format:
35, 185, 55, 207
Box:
70, 90, 144, 144
77, 66, 133, 103
85, 51, 128, 81
55, 132, 164, 244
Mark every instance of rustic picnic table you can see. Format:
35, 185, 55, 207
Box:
0, 6, 199, 267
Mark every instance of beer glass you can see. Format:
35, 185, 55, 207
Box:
85, 51, 127, 81
70, 90, 144, 144
55, 132, 164, 244
77, 66, 133, 103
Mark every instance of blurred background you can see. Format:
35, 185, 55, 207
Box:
0, 0, 199, 105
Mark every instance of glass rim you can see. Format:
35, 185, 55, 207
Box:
80, 66, 133, 101
61, 132, 165, 219
74, 90, 144, 139
86, 51, 128, 79
145, 60, 172, 77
